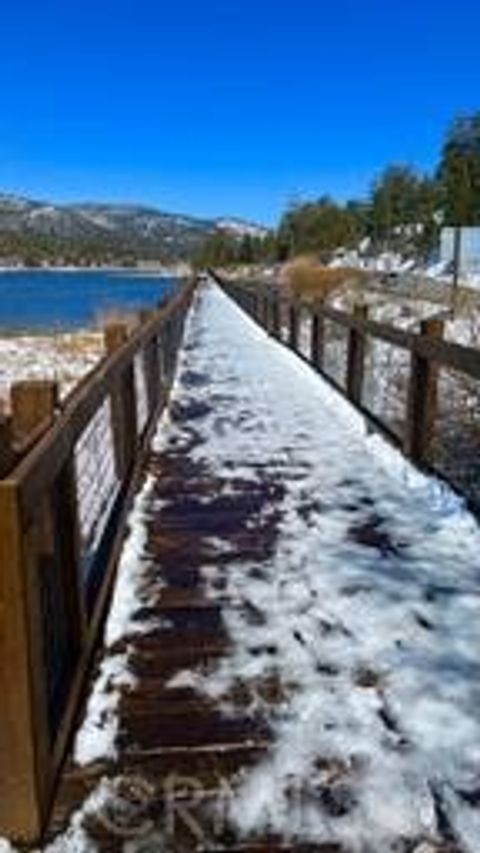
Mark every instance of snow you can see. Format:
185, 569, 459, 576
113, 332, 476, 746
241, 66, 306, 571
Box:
328, 242, 480, 293
44, 281, 480, 849
311, 281, 480, 468
74, 473, 158, 766
0, 841, 17, 853
43, 779, 118, 852
157, 283, 480, 850
104, 474, 159, 649
215, 217, 269, 239
74, 653, 135, 766
0, 332, 103, 411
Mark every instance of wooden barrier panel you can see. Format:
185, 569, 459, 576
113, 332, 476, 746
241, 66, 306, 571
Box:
215, 273, 480, 502
0, 279, 195, 843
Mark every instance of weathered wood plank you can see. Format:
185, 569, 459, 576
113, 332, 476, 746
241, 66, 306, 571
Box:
0, 482, 50, 842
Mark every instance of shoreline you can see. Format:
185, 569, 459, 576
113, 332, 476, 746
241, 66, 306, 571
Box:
0, 264, 190, 277
0, 329, 104, 411
0, 268, 181, 334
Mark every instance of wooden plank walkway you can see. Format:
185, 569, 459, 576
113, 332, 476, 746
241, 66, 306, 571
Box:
44, 283, 480, 852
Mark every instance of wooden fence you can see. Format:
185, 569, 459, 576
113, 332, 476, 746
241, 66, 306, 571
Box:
219, 276, 480, 508
0, 280, 195, 842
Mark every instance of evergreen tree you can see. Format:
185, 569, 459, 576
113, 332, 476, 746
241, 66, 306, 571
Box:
437, 113, 480, 225
277, 197, 365, 259
371, 166, 420, 243
369, 166, 440, 258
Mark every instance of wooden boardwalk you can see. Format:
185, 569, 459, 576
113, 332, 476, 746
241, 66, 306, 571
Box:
48, 424, 287, 850
41, 283, 480, 852
48, 306, 296, 851
47, 294, 296, 850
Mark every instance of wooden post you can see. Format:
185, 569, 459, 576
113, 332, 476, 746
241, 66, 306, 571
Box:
239, 286, 246, 312
249, 290, 256, 318
160, 319, 172, 384
452, 225, 462, 309
262, 293, 269, 330
164, 316, 176, 382
288, 299, 299, 350
157, 326, 168, 399
0, 380, 62, 841
405, 318, 445, 462
0, 482, 52, 842
346, 305, 368, 404
11, 375, 86, 639
271, 292, 281, 338
252, 290, 260, 322
104, 322, 138, 479
139, 311, 160, 420
0, 416, 15, 478
311, 299, 325, 369
10, 380, 58, 445
171, 314, 180, 378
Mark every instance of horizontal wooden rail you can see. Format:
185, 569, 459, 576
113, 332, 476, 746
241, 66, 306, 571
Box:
11, 284, 194, 520
321, 304, 480, 380
0, 278, 196, 843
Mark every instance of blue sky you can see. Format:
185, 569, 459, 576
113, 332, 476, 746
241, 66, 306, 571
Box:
0, 0, 479, 224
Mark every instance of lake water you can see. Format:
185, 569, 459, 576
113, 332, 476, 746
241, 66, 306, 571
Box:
0, 270, 177, 332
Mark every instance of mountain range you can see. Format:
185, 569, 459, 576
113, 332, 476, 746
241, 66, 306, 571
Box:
0, 194, 269, 259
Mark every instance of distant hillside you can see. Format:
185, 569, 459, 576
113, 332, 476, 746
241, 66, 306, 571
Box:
0, 194, 268, 264
214, 217, 269, 239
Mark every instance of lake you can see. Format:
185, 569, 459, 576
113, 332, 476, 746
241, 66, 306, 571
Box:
0, 270, 177, 332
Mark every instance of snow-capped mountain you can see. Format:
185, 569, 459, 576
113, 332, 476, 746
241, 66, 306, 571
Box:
0, 194, 268, 256
215, 217, 270, 239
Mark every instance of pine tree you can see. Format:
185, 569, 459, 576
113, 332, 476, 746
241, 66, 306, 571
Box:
438, 113, 480, 225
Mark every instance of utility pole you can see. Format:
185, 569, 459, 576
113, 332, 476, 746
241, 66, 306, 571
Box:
452, 225, 462, 295
451, 158, 470, 314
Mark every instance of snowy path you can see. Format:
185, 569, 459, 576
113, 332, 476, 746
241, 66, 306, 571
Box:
49, 283, 480, 852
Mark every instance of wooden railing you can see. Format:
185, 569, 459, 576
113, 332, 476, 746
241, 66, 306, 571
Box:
218, 275, 480, 511
0, 280, 195, 842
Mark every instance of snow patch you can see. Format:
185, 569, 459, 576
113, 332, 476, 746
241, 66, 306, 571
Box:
74, 472, 159, 766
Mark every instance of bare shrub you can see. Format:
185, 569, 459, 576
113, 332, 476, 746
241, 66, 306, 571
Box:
94, 306, 140, 331
282, 257, 370, 302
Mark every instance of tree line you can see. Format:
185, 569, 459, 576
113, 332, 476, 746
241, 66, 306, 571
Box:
197, 112, 480, 268
0, 230, 174, 268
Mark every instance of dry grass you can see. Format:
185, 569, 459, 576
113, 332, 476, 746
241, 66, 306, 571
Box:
451, 285, 480, 316
53, 331, 104, 357
93, 306, 140, 331
282, 257, 371, 302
